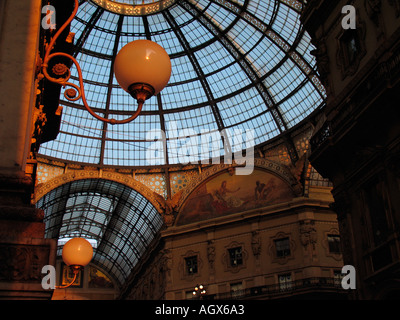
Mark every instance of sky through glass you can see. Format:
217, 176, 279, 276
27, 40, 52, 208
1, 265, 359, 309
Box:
39, 0, 325, 167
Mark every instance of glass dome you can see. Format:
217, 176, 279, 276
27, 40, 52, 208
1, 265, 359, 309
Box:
39, 0, 325, 167
38, 178, 164, 285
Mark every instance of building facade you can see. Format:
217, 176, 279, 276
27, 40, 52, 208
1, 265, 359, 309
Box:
302, 0, 400, 299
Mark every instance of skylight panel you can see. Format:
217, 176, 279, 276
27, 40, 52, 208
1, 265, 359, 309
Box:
104, 140, 163, 166
205, 2, 235, 31
83, 27, 116, 56
164, 106, 218, 138
264, 59, 305, 102
180, 20, 213, 48
228, 19, 263, 54
272, 3, 300, 46
59, 107, 104, 139
169, 4, 194, 25
169, 55, 198, 84
70, 17, 92, 42
74, 81, 109, 110
121, 15, 145, 34
194, 41, 234, 76
226, 112, 280, 146
106, 114, 161, 141
47, 133, 101, 163
75, 0, 98, 22
248, 0, 274, 26
278, 81, 323, 127
247, 37, 285, 77
148, 12, 172, 33
71, 53, 111, 85
207, 63, 251, 98
96, 11, 121, 32
151, 30, 184, 56
219, 87, 266, 127
162, 80, 207, 109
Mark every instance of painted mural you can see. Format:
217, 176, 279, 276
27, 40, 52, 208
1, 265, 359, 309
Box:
176, 168, 295, 225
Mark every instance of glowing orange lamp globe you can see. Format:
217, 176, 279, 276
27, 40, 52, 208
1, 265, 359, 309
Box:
114, 39, 172, 102
61, 238, 93, 267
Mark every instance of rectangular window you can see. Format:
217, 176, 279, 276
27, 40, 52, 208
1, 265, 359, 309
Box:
275, 237, 291, 257
327, 235, 341, 254
185, 256, 198, 275
341, 30, 360, 66
228, 247, 243, 267
278, 273, 292, 291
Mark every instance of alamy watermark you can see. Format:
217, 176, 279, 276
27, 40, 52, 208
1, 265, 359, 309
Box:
41, 264, 356, 290
41, 4, 356, 31
341, 264, 356, 290
42, 5, 56, 30
145, 121, 255, 175
342, 5, 356, 30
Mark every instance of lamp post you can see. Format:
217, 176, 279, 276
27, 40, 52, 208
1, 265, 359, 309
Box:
193, 284, 206, 299
56, 237, 93, 289
41, 0, 171, 125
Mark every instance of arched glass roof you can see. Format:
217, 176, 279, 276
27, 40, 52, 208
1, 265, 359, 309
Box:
36, 179, 164, 286
39, 0, 325, 167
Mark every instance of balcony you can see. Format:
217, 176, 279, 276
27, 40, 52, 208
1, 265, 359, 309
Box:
200, 277, 349, 300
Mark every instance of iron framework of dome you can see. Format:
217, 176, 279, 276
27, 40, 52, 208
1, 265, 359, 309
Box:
37, 179, 164, 285
38, 0, 326, 167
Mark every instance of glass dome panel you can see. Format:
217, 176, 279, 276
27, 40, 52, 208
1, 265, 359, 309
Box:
39, 0, 325, 167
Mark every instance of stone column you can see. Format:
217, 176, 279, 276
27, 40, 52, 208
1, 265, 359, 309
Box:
0, 0, 56, 299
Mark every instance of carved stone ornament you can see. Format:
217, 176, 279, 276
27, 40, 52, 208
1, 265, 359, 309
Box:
251, 230, 262, 258
0, 244, 46, 282
310, 37, 330, 90
153, 190, 183, 227
299, 220, 317, 249
207, 240, 216, 271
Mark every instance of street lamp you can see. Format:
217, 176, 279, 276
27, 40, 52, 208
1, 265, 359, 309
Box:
56, 237, 93, 289
41, 0, 171, 125
193, 284, 206, 299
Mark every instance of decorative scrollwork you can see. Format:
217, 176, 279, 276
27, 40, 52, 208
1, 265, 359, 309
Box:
52, 63, 69, 76
40, 0, 144, 125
